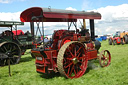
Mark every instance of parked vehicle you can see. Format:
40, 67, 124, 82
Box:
20, 7, 111, 79
0, 21, 33, 66
120, 31, 128, 44
108, 31, 124, 45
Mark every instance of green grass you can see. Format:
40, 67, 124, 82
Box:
0, 40, 128, 85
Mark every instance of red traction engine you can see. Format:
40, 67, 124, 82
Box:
20, 7, 111, 79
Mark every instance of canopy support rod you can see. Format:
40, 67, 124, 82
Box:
30, 22, 34, 37
10, 26, 13, 41
90, 19, 95, 41
83, 19, 86, 29
68, 22, 72, 30
42, 21, 45, 50
35, 22, 42, 36
72, 22, 77, 33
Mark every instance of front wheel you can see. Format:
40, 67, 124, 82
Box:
99, 50, 111, 67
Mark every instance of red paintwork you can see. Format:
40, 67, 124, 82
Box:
87, 50, 97, 60
64, 40, 71, 44
31, 29, 98, 74
52, 30, 75, 49
20, 7, 101, 22
114, 37, 121, 44
110, 37, 121, 44
32, 42, 40, 48
99, 50, 111, 67
62, 42, 88, 78
20, 7, 104, 78
32, 50, 57, 73
32, 50, 46, 73
12, 30, 24, 35
85, 43, 98, 60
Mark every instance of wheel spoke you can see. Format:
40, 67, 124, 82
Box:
74, 68, 77, 77
75, 47, 76, 57
70, 64, 74, 76
101, 54, 105, 60
64, 62, 73, 68
76, 47, 82, 54
67, 47, 75, 58
103, 60, 106, 65
78, 56, 85, 60
11, 46, 17, 52
10, 58, 14, 64
66, 57, 73, 60
9, 44, 13, 51
11, 52, 17, 55
76, 52, 81, 59
0, 47, 5, 53
67, 66, 71, 75
102, 54, 106, 58
76, 64, 79, 74
3, 46, 7, 52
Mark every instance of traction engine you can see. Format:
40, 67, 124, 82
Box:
20, 7, 111, 79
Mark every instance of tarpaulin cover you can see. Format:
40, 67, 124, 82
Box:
12, 30, 24, 35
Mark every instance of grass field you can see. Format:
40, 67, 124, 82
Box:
0, 40, 128, 85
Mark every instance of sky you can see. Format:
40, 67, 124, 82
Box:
0, 0, 128, 35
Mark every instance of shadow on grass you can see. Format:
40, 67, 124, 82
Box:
20, 54, 34, 63
39, 60, 100, 79
40, 72, 61, 79
85, 60, 100, 74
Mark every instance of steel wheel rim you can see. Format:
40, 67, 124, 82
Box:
57, 41, 88, 79
0, 42, 21, 65
99, 50, 111, 67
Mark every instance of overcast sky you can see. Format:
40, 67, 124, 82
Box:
0, 0, 128, 35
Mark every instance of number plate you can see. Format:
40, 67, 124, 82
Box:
36, 57, 42, 61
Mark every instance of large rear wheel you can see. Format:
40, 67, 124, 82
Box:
57, 41, 88, 79
0, 42, 21, 66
